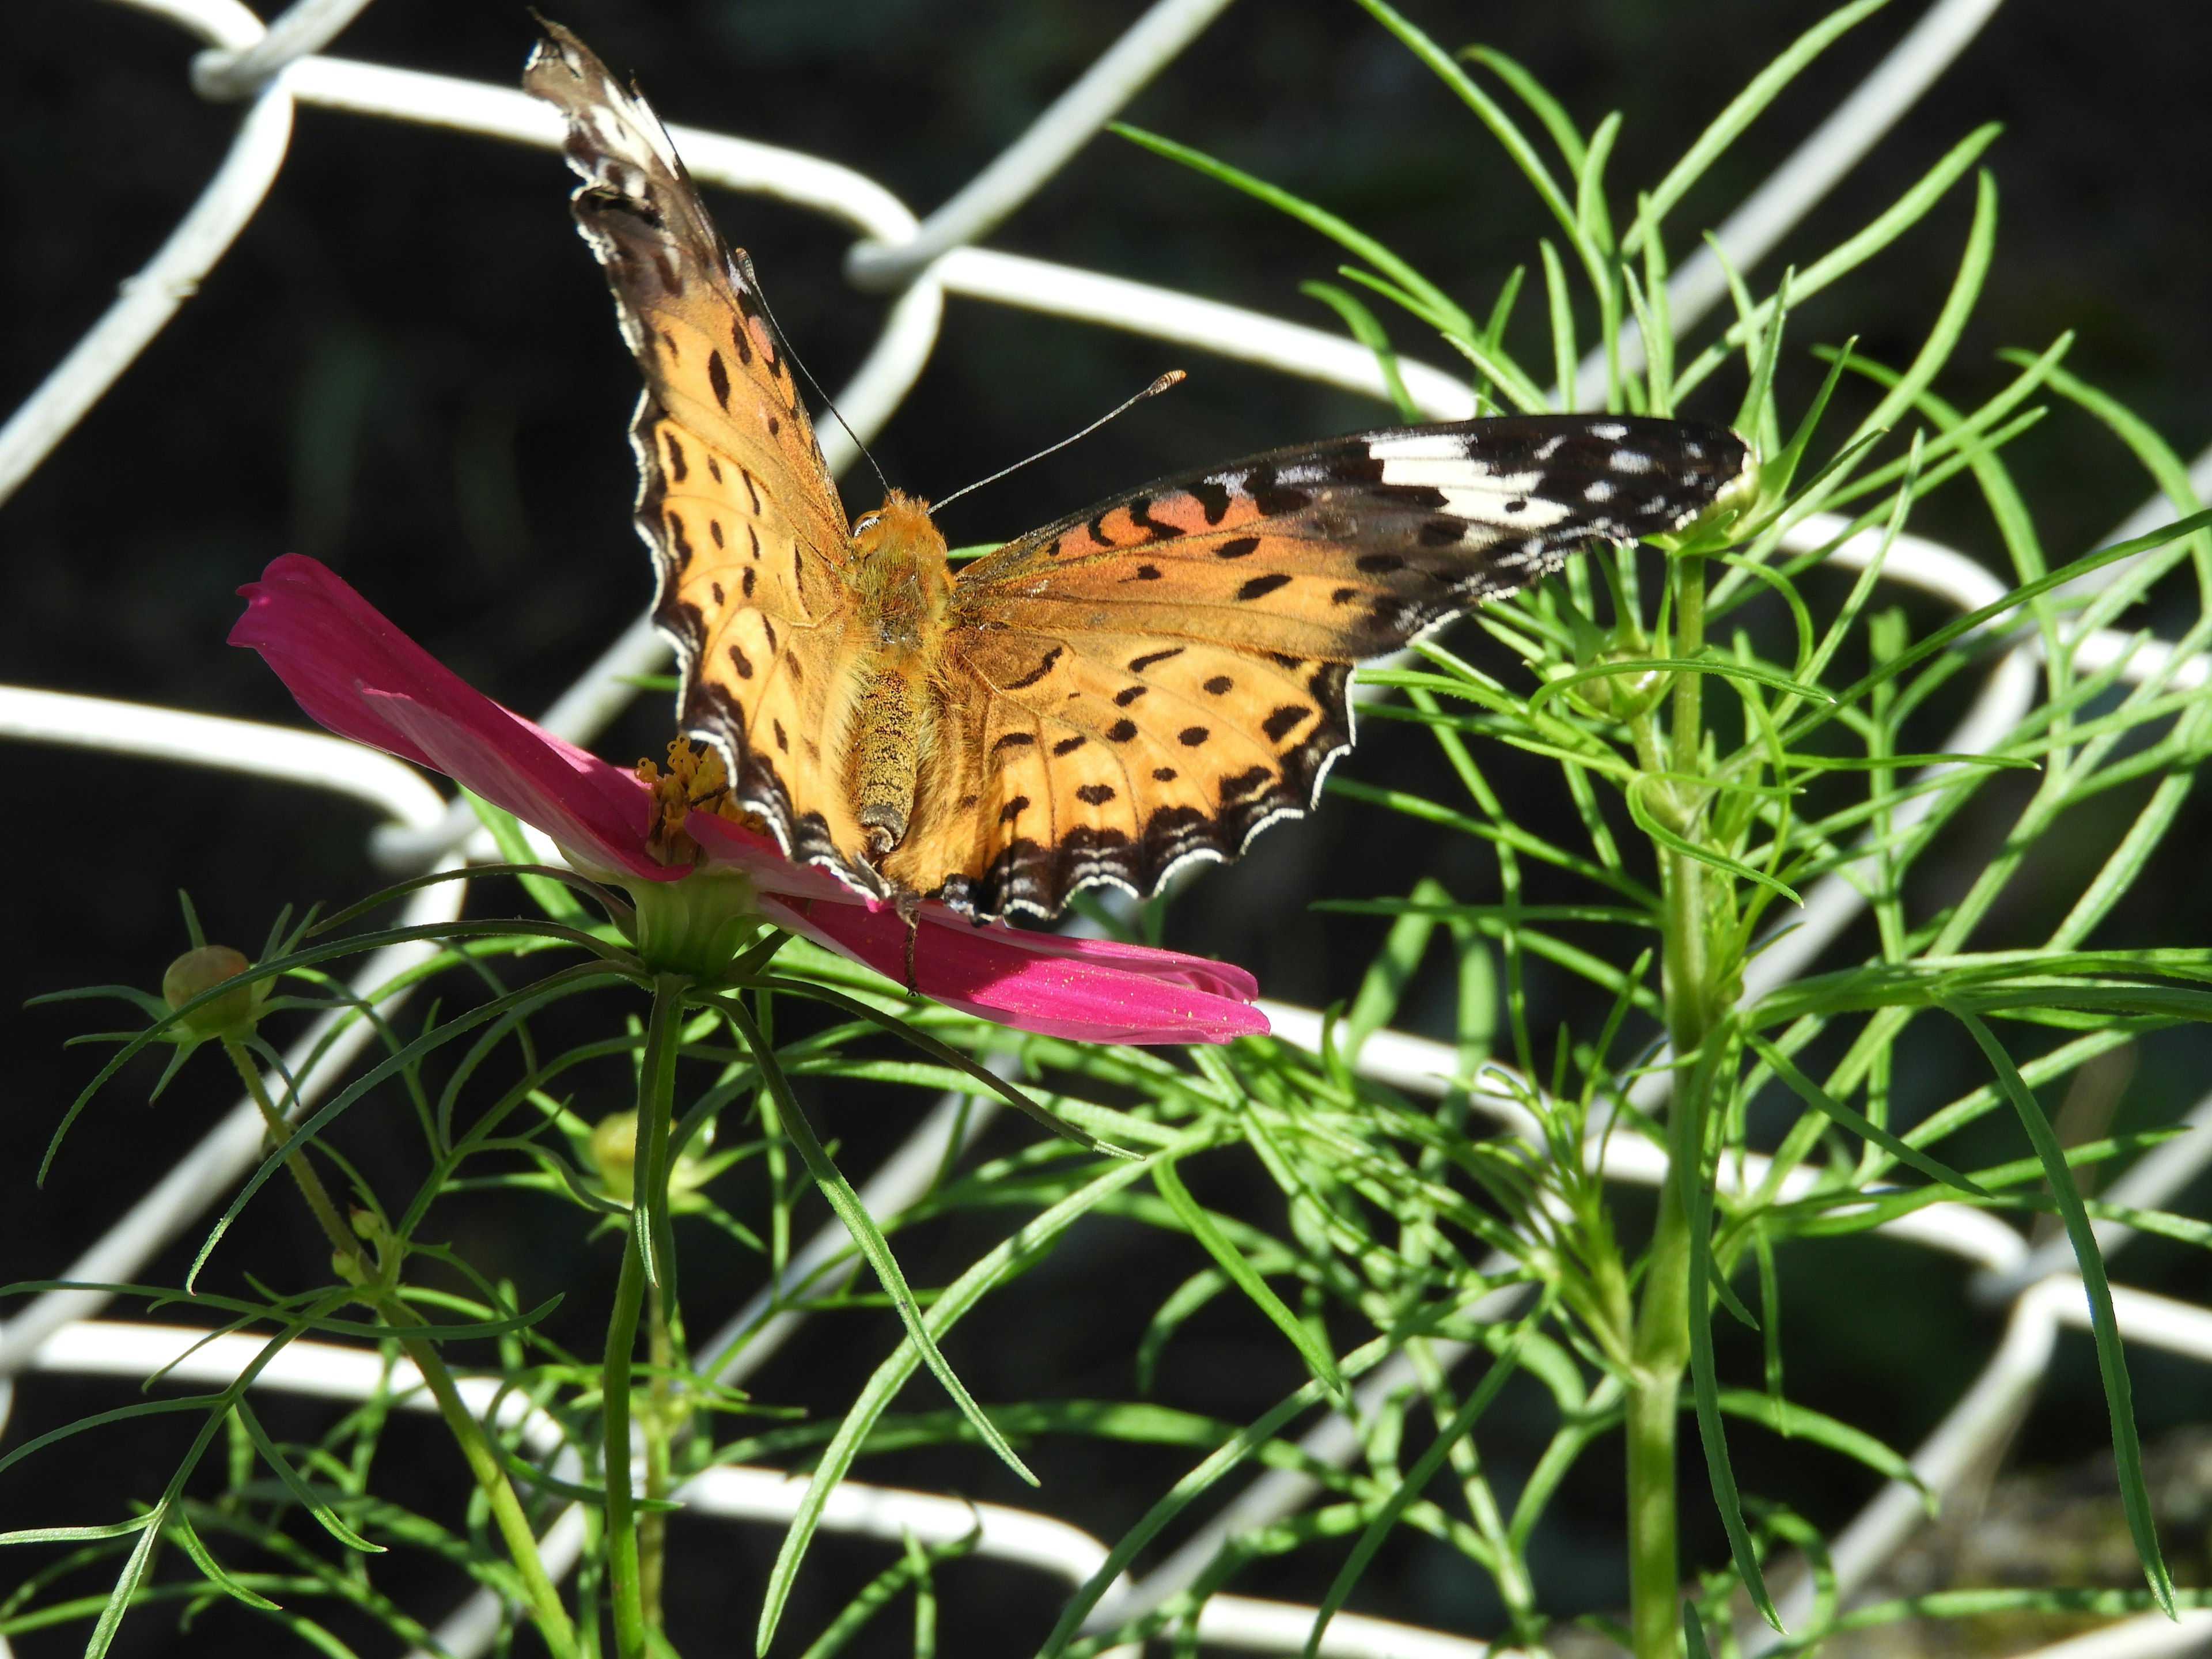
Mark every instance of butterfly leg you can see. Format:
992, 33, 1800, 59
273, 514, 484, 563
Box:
895, 890, 924, 994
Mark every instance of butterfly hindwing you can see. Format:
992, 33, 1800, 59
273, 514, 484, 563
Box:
881, 630, 1350, 915
916, 416, 1749, 917
526, 25, 876, 877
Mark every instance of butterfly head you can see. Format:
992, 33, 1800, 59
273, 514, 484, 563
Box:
849, 490, 942, 554
848, 490, 954, 647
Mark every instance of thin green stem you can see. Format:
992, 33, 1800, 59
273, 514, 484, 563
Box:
401, 1331, 582, 1659
223, 1037, 581, 1659
1624, 1306, 1687, 1659
643, 1282, 673, 1626
1624, 550, 1718, 1659
222, 1038, 359, 1271
605, 971, 689, 1659
603, 1224, 649, 1659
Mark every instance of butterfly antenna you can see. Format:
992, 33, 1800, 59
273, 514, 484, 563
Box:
733, 249, 894, 501
932, 370, 1187, 515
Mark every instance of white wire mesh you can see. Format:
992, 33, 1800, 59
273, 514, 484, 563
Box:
6, 2, 2211, 1656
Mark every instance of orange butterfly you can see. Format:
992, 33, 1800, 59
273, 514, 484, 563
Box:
525, 26, 1751, 922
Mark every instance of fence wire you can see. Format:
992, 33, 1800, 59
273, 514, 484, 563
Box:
6, 2, 2212, 1657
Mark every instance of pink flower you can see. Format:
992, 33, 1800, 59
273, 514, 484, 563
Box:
230, 555, 1266, 1046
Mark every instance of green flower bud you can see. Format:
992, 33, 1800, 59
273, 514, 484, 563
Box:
591, 1111, 639, 1200
1564, 653, 1671, 722
588, 1110, 715, 1206
161, 945, 264, 1040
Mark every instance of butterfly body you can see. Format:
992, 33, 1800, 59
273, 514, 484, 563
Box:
842, 492, 956, 859
527, 25, 1756, 923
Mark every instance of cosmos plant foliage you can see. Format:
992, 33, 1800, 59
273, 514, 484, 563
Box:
12, 4, 2212, 1658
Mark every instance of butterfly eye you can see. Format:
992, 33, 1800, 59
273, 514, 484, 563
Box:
853, 513, 880, 536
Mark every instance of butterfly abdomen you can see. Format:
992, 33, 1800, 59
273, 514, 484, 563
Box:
847, 662, 929, 856
839, 494, 960, 860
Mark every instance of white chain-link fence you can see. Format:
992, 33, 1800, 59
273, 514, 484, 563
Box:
7, 1, 2212, 1655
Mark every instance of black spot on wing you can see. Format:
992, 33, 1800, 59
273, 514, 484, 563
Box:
1003, 646, 1063, 690
1236, 573, 1292, 601
1187, 479, 1232, 525
1126, 496, 1183, 541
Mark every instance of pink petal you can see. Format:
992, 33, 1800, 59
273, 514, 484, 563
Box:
232, 555, 674, 881
971, 929, 1260, 1003
685, 808, 877, 904
760, 896, 1268, 1046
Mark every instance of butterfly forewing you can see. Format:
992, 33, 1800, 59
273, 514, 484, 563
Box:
919, 416, 1749, 918
527, 25, 876, 874
954, 416, 1747, 649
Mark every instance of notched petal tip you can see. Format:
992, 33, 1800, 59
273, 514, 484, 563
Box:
230, 555, 672, 880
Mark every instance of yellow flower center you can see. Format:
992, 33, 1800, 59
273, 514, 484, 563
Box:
635, 738, 767, 865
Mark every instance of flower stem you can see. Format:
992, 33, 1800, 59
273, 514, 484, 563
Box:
642, 1282, 673, 1626
605, 972, 688, 1659
1626, 1180, 1691, 1659
1625, 550, 1717, 1659
222, 1039, 581, 1659
222, 1038, 357, 1270
603, 1225, 649, 1658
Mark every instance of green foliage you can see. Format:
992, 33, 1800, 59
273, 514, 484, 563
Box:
12, 5, 2212, 1658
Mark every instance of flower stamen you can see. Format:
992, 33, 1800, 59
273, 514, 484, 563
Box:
637, 739, 765, 864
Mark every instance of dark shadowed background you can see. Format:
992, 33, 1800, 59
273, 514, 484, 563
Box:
7, 1, 2212, 1653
